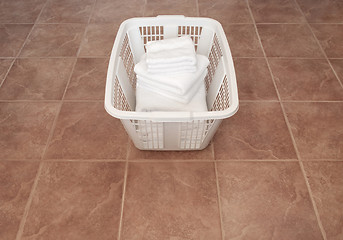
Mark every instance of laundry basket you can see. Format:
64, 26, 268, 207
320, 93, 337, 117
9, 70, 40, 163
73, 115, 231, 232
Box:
104, 15, 239, 150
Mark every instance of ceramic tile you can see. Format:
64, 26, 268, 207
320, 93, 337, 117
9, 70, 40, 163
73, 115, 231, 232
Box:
269, 58, 343, 100
330, 59, 343, 84
311, 24, 343, 58
128, 141, 214, 160
217, 162, 323, 240
214, 102, 296, 160
284, 102, 343, 159
0, 161, 39, 240
297, 0, 343, 23
45, 102, 128, 159
38, 0, 94, 23
121, 162, 221, 240
64, 58, 108, 100
0, 58, 75, 100
21, 162, 125, 240
0, 59, 13, 82
0, 24, 33, 57
20, 24, 86, 57
249, 0, 305, 23
79, 24, 117, 57
224, 24, 264, 57
199, 0, 252, 23
0, 103, 59, 159
234, 58, 277, 100
91, 0, 144, 23
0, 0, 46, 23
257, 24, 323, 57
145, 0, 197, 17
304, 162, 343, 240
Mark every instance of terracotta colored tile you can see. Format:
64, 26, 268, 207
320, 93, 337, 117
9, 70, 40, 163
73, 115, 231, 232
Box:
234, 58, 277, 100
45, 102, 128, 159
122, 162, 221, 239
79, 24, 117, 57
0, 0, 45, 23
199, 0, 252, 23
22, 162, 125, 240
0, 161, 39, 240
217, 162, 323, 240
330, 59, 343, 84
224, 24, 264, 57
257, 24, 323, 57
91, 0, 144, 23
269, 59, 343, 100
0, 59, 13, 82
0, 24, 33, 57
0, 58, 75, 100
145, 0, 197, 17
20, 24, 86, 57
304, 162, 343, 240
64, 58, 108, 100
38, 0, 94, 23
249, 0, 305, 23
297, 0, 343, 23
0, 103, 59, 159
311, 24, 343, 58
128, 141, 214, 160
284, 102, 343, 159
214, 102, 296, 160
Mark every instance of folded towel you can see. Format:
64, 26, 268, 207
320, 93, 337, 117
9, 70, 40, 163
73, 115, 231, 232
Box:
134, 54, 209, 96
135, 81, 208, 112
146, 36, 196, 65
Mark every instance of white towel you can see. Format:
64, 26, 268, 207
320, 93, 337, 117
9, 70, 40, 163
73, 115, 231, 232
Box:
135, 81, 208, 112
134, 54, 209, 96
146, 36, 197, 65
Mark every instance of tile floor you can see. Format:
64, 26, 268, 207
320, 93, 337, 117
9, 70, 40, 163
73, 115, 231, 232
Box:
0, 0, 342, 239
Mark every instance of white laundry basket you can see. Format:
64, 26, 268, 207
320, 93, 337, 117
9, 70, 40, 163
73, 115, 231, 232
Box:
104, 15, 239, 150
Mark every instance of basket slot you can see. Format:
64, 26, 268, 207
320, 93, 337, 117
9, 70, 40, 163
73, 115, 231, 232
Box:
139, 25, 164, 50
113, 76, 132, 111
177, 25, 203, 50
180, 120, 216, 149
206, 58, 225, 110
119, 34, 137, 89
211, 75, 230, 111
115, 60, 136, 110
205, 34, 223, 92
130, 120, 164, 149
128, 27, 145, 64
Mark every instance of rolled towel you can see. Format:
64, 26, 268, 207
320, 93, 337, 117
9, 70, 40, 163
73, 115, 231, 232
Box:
146, 36, 197, 66
134, 54, 209, 96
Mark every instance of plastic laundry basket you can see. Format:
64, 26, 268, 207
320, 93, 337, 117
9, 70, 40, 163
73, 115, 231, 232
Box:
104, 15, 239, 150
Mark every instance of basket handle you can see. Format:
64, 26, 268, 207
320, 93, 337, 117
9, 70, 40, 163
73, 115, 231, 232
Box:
156, 15, 185, 19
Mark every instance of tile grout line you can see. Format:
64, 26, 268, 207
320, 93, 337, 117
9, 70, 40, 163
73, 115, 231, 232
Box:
195, 0, 200, 17
142, 0, 148, 17
214, 161, 225, 240
246, 1, 327, 239
292, 0, 343, 89
15, 162, 44, 240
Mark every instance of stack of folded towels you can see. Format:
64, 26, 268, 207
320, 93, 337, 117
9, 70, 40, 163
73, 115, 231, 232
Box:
134, 36, 209, 112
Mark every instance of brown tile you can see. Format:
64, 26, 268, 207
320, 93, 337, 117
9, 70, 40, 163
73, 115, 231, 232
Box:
0, 103, 59, 159
128, 141, 214, 160
0, 24, 33, 57
257, 24, 323, 57
91, 0, 144, 23
145, 0, 197, 17
284, 102, 343, 159
64, 58, 108, 100
297, 0, 343, 23
330, 59, 343, 84
121, 162, 221, 239
234, 58, 277, 100
38, 0, 94, 23
217, 162, 323, 240
311, 24, 343, 58
214, 102, 296, 160
22, 162, 125, 240
0, 161, 39, 240
224, 24, 264, 57
79, 24, 117, 57
304, 162, 343, 240
0, 58, 75, 100
20, 24, 86, 57
45, 102, 128, 159
0, 0, 45, 23
269, 59, 343, 100
0, 59, 13, 82
199, 0, 252, 23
